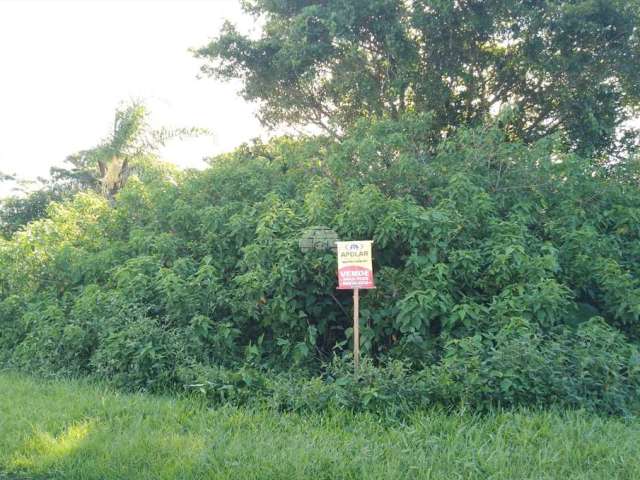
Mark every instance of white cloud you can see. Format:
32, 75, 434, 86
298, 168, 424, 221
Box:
0, 0, 264, 196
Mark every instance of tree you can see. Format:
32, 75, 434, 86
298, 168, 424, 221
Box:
0, 171, 85, 238
0, 104, 150, 237
0, 189, 61, 239
197, 0, 640, 155
57, 102, 155, 201
56, 101, 207, 202
0, 102, 207, 237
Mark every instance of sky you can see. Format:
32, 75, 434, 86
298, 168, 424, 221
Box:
2, 1, 638, 199
0, 0, 264, 197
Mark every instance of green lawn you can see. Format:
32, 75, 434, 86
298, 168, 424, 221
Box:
0, 372, 639, 479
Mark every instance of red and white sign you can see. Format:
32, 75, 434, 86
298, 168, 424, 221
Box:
337, 241, 375, 290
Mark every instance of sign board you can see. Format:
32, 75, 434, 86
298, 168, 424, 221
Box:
336, 241, 375, 290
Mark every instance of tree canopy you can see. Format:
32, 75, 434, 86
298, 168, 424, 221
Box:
197, 0, 640, 155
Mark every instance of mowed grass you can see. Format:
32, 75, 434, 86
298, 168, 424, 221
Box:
0, 372, 639, 480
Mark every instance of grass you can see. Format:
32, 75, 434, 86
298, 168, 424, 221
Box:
0, 372, 639, 479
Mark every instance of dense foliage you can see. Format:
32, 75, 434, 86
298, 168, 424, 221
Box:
198, 0, 640, 156
1, 113, 639, 414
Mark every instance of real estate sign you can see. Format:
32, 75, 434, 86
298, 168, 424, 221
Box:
336, 241, 375, 290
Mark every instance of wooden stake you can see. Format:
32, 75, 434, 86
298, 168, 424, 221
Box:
353, 288, 360, 372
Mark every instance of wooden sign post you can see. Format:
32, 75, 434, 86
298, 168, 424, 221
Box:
336, 241, 375, 371
353, 288, 360, 370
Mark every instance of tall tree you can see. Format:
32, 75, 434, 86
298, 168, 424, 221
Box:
57, 101, 206, 202
197, 0, 640, 155
0, 102, 206, 237
58, 102, 154, 201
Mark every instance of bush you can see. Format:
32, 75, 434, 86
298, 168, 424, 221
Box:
430, 318, 640, 414
91, 315, 179, 391
2, 117, 640, 414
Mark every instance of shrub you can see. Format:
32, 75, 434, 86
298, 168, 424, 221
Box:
430, 318, 640, 414
2, 118, 640, 414
91, 316, 179, 391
